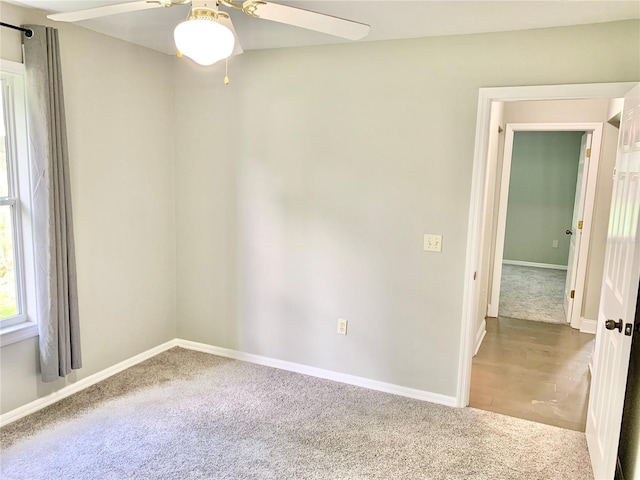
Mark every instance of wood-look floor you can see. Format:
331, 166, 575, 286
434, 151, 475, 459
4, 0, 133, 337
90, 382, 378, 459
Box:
470, 317, 594, 432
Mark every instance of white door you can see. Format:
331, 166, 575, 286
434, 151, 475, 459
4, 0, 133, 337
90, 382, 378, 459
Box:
564, 133, 592, 323
586, 84, 640, 480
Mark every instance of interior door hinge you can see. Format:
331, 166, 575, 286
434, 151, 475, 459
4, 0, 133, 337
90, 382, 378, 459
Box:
586, 148, 591, 158
578, 220, 583, 230
570, 290, 575, 299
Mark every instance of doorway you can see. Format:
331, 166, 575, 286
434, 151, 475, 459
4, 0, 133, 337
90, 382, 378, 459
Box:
458, 82, 639, 480
470, 111, 608, 431
457, 85, 634, 409
490, 124, 603, 329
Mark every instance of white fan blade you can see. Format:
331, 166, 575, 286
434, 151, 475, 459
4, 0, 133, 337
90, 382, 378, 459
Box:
248, 1, 369, 40
217, 15, 244, 56
47, 1, 164, 22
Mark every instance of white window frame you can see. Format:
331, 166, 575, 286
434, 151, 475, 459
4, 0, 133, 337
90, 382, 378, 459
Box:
0, 59, 37, 346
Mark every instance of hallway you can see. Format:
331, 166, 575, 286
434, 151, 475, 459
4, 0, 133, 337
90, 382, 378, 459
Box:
470, 317, 594, 431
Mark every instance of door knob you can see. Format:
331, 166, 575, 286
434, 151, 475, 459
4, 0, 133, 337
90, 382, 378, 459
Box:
605, 319, 623, 332
566, 229, 573, 235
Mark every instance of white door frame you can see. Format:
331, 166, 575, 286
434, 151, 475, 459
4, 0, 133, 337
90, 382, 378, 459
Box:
488, 122, 603, 330
456, 82, 637, 408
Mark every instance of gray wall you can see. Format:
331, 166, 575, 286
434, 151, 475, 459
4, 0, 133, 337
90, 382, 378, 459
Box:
0, 0, 638, 413
503, 131, 583, 266
0, 3, 177, 414
174, 21, 640, 397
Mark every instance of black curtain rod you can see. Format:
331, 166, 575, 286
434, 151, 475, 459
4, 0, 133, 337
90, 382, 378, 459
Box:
0, 22, 33, 38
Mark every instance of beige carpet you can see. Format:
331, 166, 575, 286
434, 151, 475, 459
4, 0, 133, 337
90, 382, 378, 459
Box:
1, 348, 593, 479
499, 264, 567, 324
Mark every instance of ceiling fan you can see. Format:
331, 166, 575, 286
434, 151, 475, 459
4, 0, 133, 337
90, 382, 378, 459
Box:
47, 0, 370, 66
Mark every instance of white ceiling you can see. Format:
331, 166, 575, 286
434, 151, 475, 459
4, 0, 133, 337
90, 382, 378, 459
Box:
8, 0, 640, 55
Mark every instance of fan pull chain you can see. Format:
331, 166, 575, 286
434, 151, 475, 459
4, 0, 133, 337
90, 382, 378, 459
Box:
224, 59, 230, 85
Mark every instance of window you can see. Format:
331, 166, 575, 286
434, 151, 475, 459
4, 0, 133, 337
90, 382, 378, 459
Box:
0, 59, 37, 346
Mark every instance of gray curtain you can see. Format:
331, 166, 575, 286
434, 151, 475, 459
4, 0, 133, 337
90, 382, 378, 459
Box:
22, 25, 81, 382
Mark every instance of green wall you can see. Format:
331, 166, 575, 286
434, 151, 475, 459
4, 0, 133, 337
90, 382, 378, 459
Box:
503, 131, 584, 266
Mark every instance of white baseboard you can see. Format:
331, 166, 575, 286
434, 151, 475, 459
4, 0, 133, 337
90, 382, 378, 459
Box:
0, 338, 458, 427
0, 339, 179, 427
580, 317, 597, 335
176, 339, 457, 407
473, 319, 487, 356
503, 259, 568, 271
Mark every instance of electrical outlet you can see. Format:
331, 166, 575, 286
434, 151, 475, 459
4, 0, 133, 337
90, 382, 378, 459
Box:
337, 318, 348, 335
552, 239, 559, 248
423, 234, 442, 252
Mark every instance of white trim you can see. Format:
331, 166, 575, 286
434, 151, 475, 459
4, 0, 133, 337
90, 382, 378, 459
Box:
457, 88, 495, 407
502, 260, 568, 271
0, 337, 457, 427
1, 312, 26, 329
569, 128, 602, 330
488, 122, 602, 323
0, 59, 24, 75
473, 319, 487, 356
486, 122, 514, 318
0, 339, 179, 427
457, 82, 636, 408
0, 62, 37, 337
0, 321, 37, 347
177, 339, 458, 407
580, 317, 597, 335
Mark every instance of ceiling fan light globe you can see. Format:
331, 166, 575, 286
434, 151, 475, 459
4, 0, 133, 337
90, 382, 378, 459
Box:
174, 19, 235, 66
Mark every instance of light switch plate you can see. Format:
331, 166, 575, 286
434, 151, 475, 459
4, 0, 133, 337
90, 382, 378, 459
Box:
424, 234, 442, 252
337, 318, 348, 335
